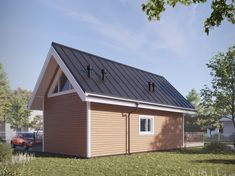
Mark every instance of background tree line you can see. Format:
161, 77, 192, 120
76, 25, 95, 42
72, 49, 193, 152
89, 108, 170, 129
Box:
0, 63, 42, 132
185, 46, 235, 143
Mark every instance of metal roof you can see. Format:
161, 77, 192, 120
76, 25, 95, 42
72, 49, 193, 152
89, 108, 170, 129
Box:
52, 42, 195, 110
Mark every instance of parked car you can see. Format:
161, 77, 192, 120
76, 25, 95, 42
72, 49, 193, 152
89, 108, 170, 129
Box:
11, 132, 34, 150
34, 131, 43, 144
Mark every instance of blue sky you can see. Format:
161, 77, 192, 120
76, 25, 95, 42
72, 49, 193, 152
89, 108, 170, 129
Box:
0, 0, 235, 96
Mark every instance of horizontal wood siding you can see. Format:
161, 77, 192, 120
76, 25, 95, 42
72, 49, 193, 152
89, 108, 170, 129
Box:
44, 92, 87, 157
90, 104, 127, 157
130, 111, 183, 153
91, 103, 183, 157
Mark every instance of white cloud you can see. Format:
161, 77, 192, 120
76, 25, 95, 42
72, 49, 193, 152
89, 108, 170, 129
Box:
42, 0, 199, 56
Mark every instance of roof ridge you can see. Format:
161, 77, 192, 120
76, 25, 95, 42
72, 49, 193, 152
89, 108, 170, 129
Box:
52, 42, 164, 79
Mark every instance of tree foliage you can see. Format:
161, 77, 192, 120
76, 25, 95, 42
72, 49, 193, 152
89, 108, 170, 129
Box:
186, 89, 201, 109
185, 89, 203, 132
5, 88, 32, 130
0, 63, 10, 123
200, 46, 235, 131
29, 115, 43, 132
142, 0, 235, 35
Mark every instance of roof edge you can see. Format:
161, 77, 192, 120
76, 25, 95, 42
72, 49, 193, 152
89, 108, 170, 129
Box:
28, 44, 87, 110
28, 46, 54, 109
51, 42, 164, 79
85, 93, 196, 114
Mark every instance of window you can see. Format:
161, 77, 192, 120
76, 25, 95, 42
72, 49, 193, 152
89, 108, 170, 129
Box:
139, 116, 154, 135
48, 69, 74, 97
60, 73, 71, 92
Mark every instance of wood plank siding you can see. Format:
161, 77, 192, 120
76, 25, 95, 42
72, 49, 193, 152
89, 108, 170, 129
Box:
44, 92, 87, 157
90, 103, 183, 157
90, 104, 128, 157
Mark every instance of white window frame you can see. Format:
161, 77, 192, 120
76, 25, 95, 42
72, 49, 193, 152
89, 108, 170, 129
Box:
139, 115, 154, 135
48, 68, 75, 97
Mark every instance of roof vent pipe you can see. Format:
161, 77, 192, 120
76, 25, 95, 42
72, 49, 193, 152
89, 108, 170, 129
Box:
101, 69, 107, 81
148, 81, 155, 91
152, 82, 155, 91
87, 65, 93, 78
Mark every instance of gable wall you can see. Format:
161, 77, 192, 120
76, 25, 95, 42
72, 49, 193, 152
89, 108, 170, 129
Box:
44, 92, 87, 157
90, 103, 183, 157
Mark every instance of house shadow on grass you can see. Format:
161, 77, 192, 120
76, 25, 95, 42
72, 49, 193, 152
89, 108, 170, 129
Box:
192, 159, 235, 165
13, 150, 84, 159
13, 144, 83, 159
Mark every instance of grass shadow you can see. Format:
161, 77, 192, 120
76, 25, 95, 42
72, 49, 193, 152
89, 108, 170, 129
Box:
13, 150, 84, 159
193, 159, 235, 165
172, 147, 235, 155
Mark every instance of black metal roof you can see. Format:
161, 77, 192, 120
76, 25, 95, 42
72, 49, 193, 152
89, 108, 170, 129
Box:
52, 42, 195, 110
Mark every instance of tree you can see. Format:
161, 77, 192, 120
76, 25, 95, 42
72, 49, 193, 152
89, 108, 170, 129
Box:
198, 87, 222, 137
0, 63, 10, 123
200, 46, 235, 141
5, 88, 32, 130
186, 89, 201, 109
29, 115, 43, 132
142, 0, 235, 35
184, 89, 203, 132
185, 89, 223, 136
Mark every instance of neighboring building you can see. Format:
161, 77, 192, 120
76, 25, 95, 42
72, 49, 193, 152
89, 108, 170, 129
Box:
29, 42, 196, 158
206, 116, 235, 137
206, 128, 219, 138
0, 110, 42, 142
220, 116, 234, 137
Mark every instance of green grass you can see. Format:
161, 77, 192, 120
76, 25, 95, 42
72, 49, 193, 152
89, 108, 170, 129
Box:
3, 148, 235, 176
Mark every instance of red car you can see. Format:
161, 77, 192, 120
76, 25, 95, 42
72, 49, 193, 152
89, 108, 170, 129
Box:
11, 132, 34, 150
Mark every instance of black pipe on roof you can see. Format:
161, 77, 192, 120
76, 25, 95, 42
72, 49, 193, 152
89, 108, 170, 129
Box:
87, 65, 93, 78
148, 81, 155, 92
101, 69, 107, 81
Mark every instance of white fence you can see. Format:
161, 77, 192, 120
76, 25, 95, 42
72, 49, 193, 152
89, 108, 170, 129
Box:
184, 132, 204, 147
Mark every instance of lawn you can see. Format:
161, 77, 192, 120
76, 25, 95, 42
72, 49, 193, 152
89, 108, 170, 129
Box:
3, 148, 235, 176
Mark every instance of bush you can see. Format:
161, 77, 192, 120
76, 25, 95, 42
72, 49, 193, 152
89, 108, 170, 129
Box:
0, 165, 16, 176
0, 142, 12, 163
203, 142, 227, 153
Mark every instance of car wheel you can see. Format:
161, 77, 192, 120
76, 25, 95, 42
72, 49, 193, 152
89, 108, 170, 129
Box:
11, 142, 16, 148
22, 143, 29, 151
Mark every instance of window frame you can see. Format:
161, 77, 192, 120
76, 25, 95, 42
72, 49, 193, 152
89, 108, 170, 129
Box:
139, 115, 154, 135
48, 68, 75, 97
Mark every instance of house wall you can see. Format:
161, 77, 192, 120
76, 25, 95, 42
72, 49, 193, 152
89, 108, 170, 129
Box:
222, 121, 235, 137
90, 103, 183, 157
90, 104, 128, 157
44, 92, 87, 157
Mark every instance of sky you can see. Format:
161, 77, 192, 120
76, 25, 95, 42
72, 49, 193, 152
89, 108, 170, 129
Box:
0, 0, 235, 96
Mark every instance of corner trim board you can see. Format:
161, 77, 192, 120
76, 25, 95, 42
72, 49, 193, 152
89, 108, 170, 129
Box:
86, 102, 91, 158
42, 98, 45, 152
183, 114, 185, 148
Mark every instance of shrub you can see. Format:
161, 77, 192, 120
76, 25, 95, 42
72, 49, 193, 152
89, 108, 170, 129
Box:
203, 142, 226, 153
0, 165, 16, 176
0, 142, 12, 163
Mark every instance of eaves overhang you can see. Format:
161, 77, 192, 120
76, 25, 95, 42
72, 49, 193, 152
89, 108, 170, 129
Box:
85, 93, 196, 115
